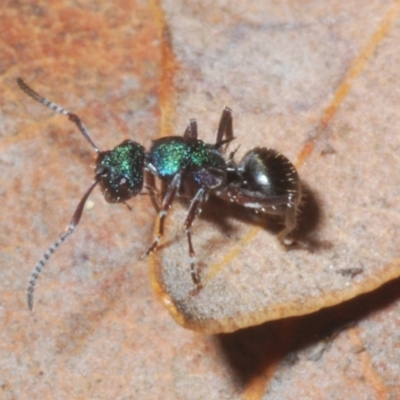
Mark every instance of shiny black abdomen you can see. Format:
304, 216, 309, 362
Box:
239, 147, 300, 200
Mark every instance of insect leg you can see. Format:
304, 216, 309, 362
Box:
215, 107, 233, 144
145, 173, 182, 256
277, 203, 299, 245
144, 169, 160, 212
183, 188, 207, 287
183, 119, 198, 140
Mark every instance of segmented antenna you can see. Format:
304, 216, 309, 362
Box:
16, 78, 100, 153
27, 179, 99, 310
17, 78, 104, 310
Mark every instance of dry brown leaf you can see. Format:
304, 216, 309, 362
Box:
1, 1, 400, 399
150, 0, 400, 334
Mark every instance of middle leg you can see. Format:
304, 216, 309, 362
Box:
145, 173, 182, 256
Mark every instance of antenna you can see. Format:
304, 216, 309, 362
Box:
17, 78, 100, 153
27, 179, 99, 310
17, 78, 104, 310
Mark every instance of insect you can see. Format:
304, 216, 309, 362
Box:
18, 78, 301, 309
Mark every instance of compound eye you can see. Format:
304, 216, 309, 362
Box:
98, 173, 137, 203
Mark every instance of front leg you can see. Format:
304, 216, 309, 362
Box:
145, 173, 181, 256
144, 169, 161, 212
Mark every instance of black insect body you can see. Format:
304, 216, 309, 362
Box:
17, 78, 147, 310
144, 110, 301, 287
217, 147, 301, 244
18, 78, 301, 309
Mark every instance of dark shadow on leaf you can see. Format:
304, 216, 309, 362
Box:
215, 276, 400, 387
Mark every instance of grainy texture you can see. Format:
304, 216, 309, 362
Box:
1, 1, 400, 399
150, 0, 400, 335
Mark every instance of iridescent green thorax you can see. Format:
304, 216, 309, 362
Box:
148, 137, 189, 178
148, 137, 226, 180
190, 141, 226, 170
96, 139, 145, 203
